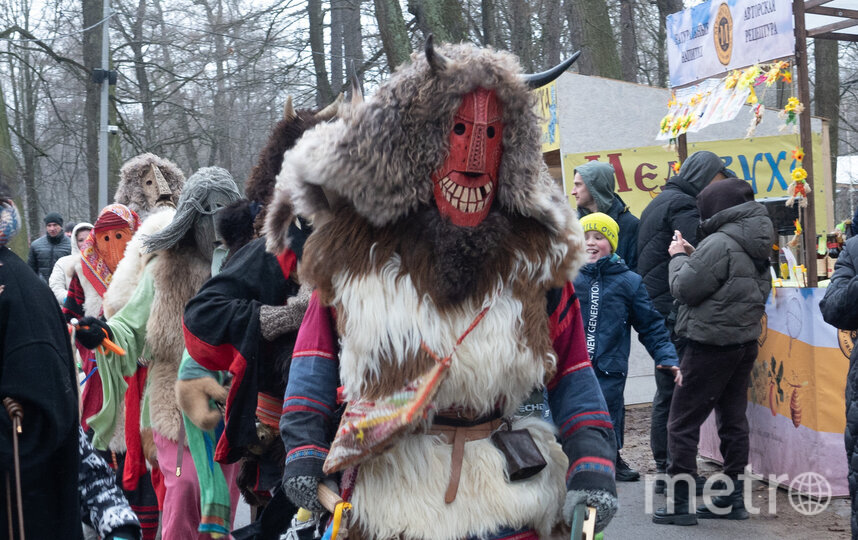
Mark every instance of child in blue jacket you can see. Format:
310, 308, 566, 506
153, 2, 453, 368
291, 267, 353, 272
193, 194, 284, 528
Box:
575, 213, 682, 481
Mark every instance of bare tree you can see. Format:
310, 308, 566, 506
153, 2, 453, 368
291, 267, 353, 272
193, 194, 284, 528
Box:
374, 0, 412, 71
480, 0, 496, 47
815, 39, 840, 183
540, 0, 564, 68
309, 0, 335, 106
343, 0, 364, 88
654, 0, 682, 87
565, 0, 621, 78
619, 0, 638, 82
509, 0, 534, 71
408, 0, 465, 43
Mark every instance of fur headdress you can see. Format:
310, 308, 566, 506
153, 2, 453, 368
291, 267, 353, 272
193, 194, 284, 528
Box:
115, 153, 185, 215
266, 42, 576, 255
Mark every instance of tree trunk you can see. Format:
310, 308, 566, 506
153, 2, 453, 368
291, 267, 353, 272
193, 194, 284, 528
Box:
82, 0, 101, 221
566, 0, 588, 72
200, 0, 233, 171
541, 0, 563, 69
655, 0, 682, 87
130, 0, 156, 150
565, 0, 621, 79
374, 0, 412, 71
153, 0, 199, 171
510, 0, 534, 72
309, 0, 335, 106
331, 0, 345, 95
408, 0, 465, 43
0, 80, 27, 252
814, 39, 839, 184
20, 58, 39, 234
481, 0, 497, 48
0, 81, 17, 191
619, 0, 638, 82
343, 0, 364, 89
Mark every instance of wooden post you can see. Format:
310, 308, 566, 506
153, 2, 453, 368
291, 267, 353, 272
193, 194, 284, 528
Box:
678, 133, 688, 162
794, 0, 818, 286
821, 121, 834, 233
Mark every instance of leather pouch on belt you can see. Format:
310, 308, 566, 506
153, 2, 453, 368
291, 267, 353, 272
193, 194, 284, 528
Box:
490, 428, 547, 481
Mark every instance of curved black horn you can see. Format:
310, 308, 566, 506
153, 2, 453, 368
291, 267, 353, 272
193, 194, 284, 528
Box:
522, 51, 581, 89
424, 34, 449, 73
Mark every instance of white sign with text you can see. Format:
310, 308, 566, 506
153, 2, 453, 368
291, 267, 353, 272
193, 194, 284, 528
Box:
667, 0, 795, 88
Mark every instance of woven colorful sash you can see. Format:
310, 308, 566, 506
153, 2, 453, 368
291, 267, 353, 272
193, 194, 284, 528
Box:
323, 305, 490, 474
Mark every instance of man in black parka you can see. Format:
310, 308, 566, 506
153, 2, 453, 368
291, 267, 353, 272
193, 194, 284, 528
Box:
637, 150, 731, 484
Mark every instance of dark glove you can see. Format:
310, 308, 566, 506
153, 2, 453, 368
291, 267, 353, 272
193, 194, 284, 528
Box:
75, 316, 112, 350
563, 488, 619, 534
282, 475, 326, 512
104, 524, 141, 540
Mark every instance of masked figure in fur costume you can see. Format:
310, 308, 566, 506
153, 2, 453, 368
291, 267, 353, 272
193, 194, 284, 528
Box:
97, 154, 186, 532
61, 205, 160, 537
63, 204, 139, 418
179, 96, 343, 538
268, 40, 617, 539
76, 167, 242, 540
106, 153, 186, 318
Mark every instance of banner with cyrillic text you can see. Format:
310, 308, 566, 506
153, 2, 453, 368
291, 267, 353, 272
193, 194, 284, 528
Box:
667, 0, 795, 88
562, 133, 826, 233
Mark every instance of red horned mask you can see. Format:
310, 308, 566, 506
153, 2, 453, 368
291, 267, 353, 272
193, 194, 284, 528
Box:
432, 88, 503, 227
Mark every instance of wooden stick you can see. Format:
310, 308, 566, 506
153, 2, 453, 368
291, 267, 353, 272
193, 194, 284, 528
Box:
316, 483, 343, 513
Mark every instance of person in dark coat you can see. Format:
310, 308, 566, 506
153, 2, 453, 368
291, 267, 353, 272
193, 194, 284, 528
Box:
572, 161, 640, 271
0, 188, 140, 540
820, 235, 858, 540
1, 196, 83, 537
636, 150, 731, 485
574, 213, 680, 482
653, 178, 773, 526
27, 211, 71, 282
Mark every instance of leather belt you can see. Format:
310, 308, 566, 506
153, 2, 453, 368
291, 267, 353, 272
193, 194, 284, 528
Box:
426, 417, 504, 504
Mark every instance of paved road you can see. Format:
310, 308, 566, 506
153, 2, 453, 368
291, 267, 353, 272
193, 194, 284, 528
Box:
609, 475, 851, 539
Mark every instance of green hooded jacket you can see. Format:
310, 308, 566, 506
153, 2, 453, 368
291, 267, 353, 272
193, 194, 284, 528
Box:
575, 161, 640, 271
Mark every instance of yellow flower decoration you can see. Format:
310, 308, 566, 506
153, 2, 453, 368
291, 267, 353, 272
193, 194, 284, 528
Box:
784, 97, 802, 113
725, 71, 740, 89
792, 167, 808, 182
792, 148, 805, 162
765, 65, 780, 86
747, 88, 758, 104
737, 65, 761, 90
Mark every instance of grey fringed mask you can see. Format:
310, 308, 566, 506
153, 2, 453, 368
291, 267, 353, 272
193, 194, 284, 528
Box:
143, 166, 241, 260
